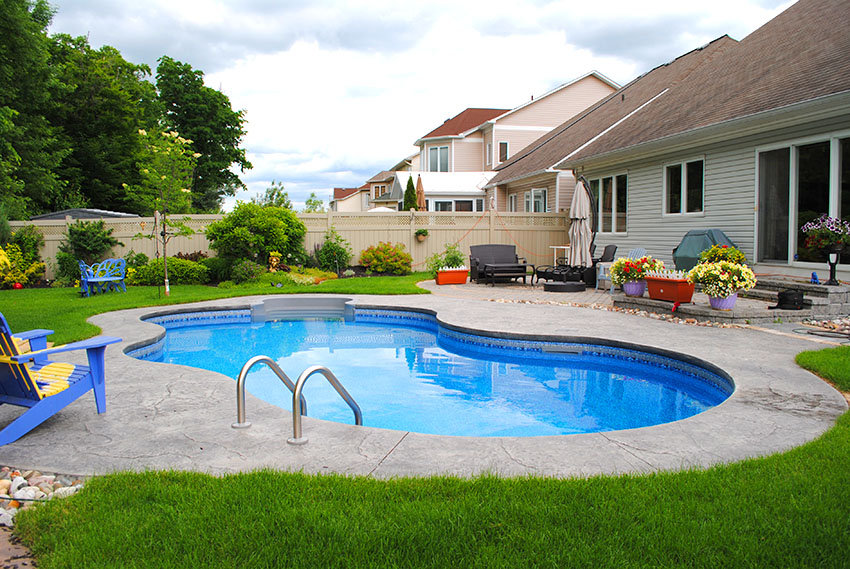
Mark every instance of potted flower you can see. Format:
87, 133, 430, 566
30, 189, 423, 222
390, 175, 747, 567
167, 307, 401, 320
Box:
415, 228, 429, 242
426, 243, 468, 285
698, 244, 748, 264
609, 255, 665, 297
687, 260, 757, 310
801, 214, 850, 252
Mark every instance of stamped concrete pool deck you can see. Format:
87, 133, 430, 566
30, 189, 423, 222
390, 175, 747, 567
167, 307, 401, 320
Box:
1, 282, 846, 479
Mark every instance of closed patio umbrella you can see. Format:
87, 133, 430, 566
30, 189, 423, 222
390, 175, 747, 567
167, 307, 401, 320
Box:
415, 175, 426, 210
567, 180, 594, 267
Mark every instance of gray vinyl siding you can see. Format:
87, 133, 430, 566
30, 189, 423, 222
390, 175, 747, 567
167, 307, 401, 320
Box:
585, 113, 850, 268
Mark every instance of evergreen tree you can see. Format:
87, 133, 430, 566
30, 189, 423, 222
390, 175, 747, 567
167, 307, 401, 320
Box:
403, 176, 417, 211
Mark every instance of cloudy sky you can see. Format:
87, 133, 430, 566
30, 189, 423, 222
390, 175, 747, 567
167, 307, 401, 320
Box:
48, 0, 794, 210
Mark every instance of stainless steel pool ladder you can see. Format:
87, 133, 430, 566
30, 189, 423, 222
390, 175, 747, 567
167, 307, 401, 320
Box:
231, 356, 362, 445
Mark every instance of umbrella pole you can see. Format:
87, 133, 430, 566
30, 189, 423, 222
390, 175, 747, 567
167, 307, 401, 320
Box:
578, 175, 597, 252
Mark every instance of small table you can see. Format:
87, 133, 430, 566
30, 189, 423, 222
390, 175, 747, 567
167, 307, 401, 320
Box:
549, 245, 570, 265
483, 263, 534, 287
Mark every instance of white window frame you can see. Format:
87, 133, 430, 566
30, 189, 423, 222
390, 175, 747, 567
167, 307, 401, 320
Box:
508, 194, 517, 212
663, 157, 705, 216
499, 141, 509, 163
486, 143, 492, 166
475, 198, 484, 212
523, 188, 548, 212
433, 200, 453, 212
588, 174, 628, 234
754, 129, 850, 265
429, 146, 449, 172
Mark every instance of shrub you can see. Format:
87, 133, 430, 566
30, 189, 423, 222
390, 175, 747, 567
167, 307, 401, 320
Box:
231, 258, 267, 283
426, 243, 465, 276
123, 250, 149, 268
0, 208, 11, 246
0, 244, 45, 288
359, 242, 413, 275
698, 244, 747, 265
58, 220, 120, 266
316, 228, 352, 274
205, 202, 307, 264
200, 256, 233, 283
133, 257, 210, 285
174, 251, 209, 263
10, 225, 43, 264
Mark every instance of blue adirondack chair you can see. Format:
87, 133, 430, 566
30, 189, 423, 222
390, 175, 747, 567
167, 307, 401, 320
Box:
0, 312, 121, 445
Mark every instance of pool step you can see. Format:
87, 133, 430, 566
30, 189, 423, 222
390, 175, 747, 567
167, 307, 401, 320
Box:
251, 297, 355, 322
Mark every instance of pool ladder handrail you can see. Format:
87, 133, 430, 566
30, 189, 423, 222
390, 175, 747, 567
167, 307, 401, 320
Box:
288, 365, 362, 445
231, 357, 362, 446
231, 355, 308, 429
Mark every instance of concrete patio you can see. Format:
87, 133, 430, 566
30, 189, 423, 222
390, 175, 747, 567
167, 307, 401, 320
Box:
0, 282, 846, 479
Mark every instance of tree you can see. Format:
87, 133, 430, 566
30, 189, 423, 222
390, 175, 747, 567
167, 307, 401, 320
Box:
156, 56, 252, 212
0, 0, 72, 218
46, 34, 161, 213
251, 180, 292, 209
303, 192, 325, 213
205, 202, 306, 264
403, 176, 417, 211
124, 128, 199, 295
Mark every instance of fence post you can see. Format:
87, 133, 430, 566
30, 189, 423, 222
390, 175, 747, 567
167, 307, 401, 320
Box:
488, 209, 495, 243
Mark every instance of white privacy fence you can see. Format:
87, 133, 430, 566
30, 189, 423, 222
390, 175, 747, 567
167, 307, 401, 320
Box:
11, 210, 571, 278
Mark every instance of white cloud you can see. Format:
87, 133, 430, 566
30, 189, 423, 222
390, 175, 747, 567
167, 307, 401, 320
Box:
49, 0, 794, 211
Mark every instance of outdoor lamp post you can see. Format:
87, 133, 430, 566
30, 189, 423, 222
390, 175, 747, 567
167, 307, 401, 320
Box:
826, 250, 841, 286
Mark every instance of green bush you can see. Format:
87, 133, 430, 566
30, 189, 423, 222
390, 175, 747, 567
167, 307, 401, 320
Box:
174, 251, 208, 262
359, 242, 413, 275
316, 228, 352, 273
199, 256, 233, 283
10, 225, 43, 264
132, 257, 210, 285
123, 250, 149, 268
231, 258, 267, 283
426, 243, 465, 276
0, 243, 45, 288
58, 220, 120, 266
205, 202, 307, 264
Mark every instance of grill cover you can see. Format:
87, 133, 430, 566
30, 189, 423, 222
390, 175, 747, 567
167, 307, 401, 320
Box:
672, 229, 738, 271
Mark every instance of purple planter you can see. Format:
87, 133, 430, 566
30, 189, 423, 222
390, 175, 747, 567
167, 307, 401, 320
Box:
622, 280, 647, 297
708, 292, 738, 310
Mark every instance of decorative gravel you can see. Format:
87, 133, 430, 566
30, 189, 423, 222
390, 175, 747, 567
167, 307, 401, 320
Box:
0, 466, 86, 527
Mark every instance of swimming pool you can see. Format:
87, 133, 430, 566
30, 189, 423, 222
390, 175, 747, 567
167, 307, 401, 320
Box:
130, 305, 733, 437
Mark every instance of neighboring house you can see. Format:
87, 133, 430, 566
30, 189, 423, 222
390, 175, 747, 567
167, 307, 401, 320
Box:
493, 0, 850, 279
487, 37, 736, 214
414, 71, 618, 175
370, 172, 496, 212
30, 208, 139, 220
329, 185, 371, 212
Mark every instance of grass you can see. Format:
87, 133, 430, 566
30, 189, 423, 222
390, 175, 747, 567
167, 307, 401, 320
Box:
7, 283, 850, 568
0, 273, 429, 344
796, 345, 850, 391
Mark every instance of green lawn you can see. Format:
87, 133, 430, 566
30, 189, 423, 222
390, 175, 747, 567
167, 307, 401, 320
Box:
0, 273, 429, 344
7, 283, 850, 568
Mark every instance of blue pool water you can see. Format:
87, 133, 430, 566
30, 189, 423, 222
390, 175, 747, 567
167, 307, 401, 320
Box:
133, 310, 732, 437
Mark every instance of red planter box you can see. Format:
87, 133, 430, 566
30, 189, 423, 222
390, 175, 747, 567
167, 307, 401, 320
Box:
435, 269, 468, 285
645, 276, 695, 303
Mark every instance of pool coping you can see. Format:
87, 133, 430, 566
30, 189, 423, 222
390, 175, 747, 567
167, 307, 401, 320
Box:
1, 294, 846, 479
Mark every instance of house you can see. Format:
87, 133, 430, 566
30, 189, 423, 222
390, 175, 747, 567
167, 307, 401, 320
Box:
486, 37, 736, 213
493, 0, 850, 280
414, 72, 618, 175
369, 172, 496, 212
329, 185, 371, 212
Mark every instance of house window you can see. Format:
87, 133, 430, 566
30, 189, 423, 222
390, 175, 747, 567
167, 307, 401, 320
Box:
476, 198, 484, 212
757, 135, 850, 265
524, 188, 547, 212
455, 200, 473, 212
508, 194, 517, 212
486, 143, 492, 166
588, 175, 627, 233
434, 201, 453, 211
429, 146, 449, 172
373, 184, 386, 199
664, 159, 704, 214
499, 142, 509, 162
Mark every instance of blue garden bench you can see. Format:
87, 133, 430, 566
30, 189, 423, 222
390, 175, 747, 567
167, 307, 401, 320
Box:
0, 312, 121, 445
79, 258, 126, 297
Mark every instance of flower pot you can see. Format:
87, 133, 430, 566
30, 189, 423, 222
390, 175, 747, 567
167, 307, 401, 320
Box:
416, 234, 427, 242
708, 292, 738, 310
435, 269, 468, 285
645, 276, 695, 303
621, 280, 647, 297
